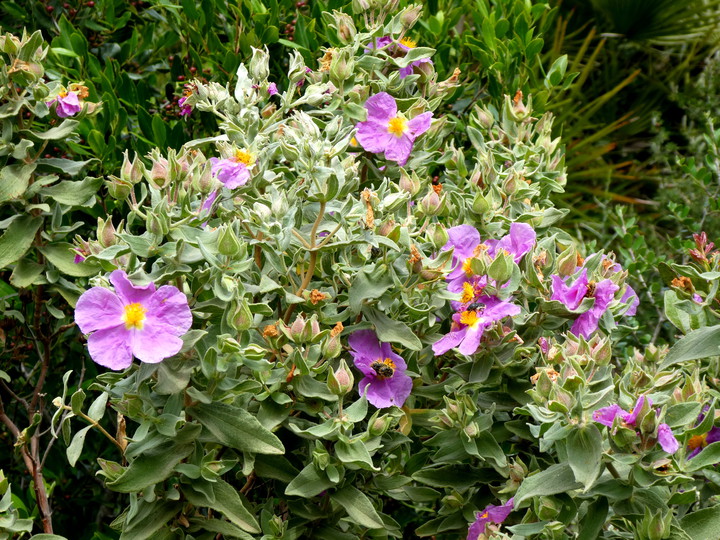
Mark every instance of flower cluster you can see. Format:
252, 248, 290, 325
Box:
433, 223, 535, 356
550, 255, 638, 338
593, 395, 679, 453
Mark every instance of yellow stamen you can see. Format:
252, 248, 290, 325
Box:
122, 303, 146, 330
234, 149, 254, 165
59, 91, 68, 98
459, 310, 482, 328
688, 434, 708, 451
351, 136, 358, 146
460, 282, 475, 304
462, 258, 475, 276
387, 116, 407, 137
380, 358, 396, 370
480, 511, 489, 519
399, 37, 417, 48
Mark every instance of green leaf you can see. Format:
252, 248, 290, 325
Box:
659, 326, 720, 370
679, 504, 720, 540
285, 464, 335, 498
514, 463, 583, 506
686, 441, 720, 471
349, 266, 392, 312
566, 424, 603, 491
363, 307, 422, 350
0, 215, 42, 270
66, 425, 92, 467
189, 402, 285, 455
29, 119, 79, 140
10, 258, 44, 288
41, 176, 102, 206
29, 536, 70, 540
578, 497, 608, 540
331, 486, 384, 529
335, 439, 378, 471
184, 478, 260, 533
107, 439, 195, 492
666, 402, 702, 428
39, 243, 101, 277
118, 500, 181, 540
36, 158, 97, 177
0, 163, 36, 202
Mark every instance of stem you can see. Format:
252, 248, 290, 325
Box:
61, 405, 125, 454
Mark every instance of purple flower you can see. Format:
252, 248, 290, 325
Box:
74, 270, 192, 370
592, 403, 627, 427
433, 296, 520, 356
365, 36, 433, 79
209, 149, 254, 189
467, 498, 514, 540
688, 427, 720, 458
268, 82, 279, 96
355, 92, 432, 166
657, 423, 679, 453
178, 96, 192, 116
348, 329, 412, 408
550, 270, 619, 338
48, 91, 81, 118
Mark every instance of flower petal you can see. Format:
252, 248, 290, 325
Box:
87, 326, 134, 370
349, 329, 384, 375
383, 133, 414, 166
495, 222, 536, 262
145, 285, 193, 336
592, 404, 626, 427
356, 119, 393, 153
110, 270, 156, 305
457, 325, 484, 356
129, 324, 184, 364
364, 92, 397, 121
75, 286, 124, 333
432, 327, 467, 356
362, 372, 412, 408
657, 423, 679, 453
407, 112, 433, 138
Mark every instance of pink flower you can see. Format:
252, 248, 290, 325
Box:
355, 92, 432, 166
48, 91, 81, 118
268, 82, 279, 96
178, 96, 192, 116
467, 498, 514, 540
209, 148, 255, 189
348, 329, 413, 408
74, 270, 192, 370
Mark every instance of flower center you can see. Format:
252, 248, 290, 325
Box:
370, 358, 396, 379
399, 37, 417, 48
462, 257, 475, 276
480, 511, 489, 519
460, 282, 476, 303
459, 310, 483, 328
688, 434, 708, 451
234, 149, 254, 165
122, 303, 146, 330
59, 91, 68, 98
387, 116, 408, 137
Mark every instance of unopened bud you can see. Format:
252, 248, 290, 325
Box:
400, 4, 422, 29
368, 412, 392, 437
487, 250, 513, 284
399, 168, 421, 195
332, 11, 357, 43
97, 216, 117, 248
330, 49, 354, 87
351, 0, 370, 13
556, 246, 578, 277
227, 299, 253, 332
327, 359, 354, 396
193, 161, 216, 194
250, 46, 270, 81
148, 157, 170, 189
471, 191, 490, 214
475, 108, 494, 129
419, 188, 442, 216
105, 176, 133, 200
428, 223, 449, 250
218, 224, 243, 257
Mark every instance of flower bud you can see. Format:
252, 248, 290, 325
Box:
146, 211, 169, 237
250, 46, 270, 81
471, 191, 490, 214
312, 443, 331, 470
289, 315, 308, 343
475, 107, 494, 129
399, 168, 421, 195
322, 333, 342, 359
148, 157, 170, 190
641, 508, 672, 540
327, 359, 354, 396
463, 422, 479, 439
332, 10, 356, 43
97, 216, 117, 248
218, 224, 243, 257
555, 245, 578, 277
227, 299, 253, 332
105, 176, 133, 200
351, 0, 370, 14
400, 4, 423, 29
419, 188, 442, 216
428, 223, 449, 250
288, 51, 307, 85
536, 496, 562, 521
487, 250, 513, 284
368, 413, 392, 437
193, 161, 216, 195
330, 49, 354, 87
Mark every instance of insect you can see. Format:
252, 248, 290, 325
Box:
466, 301, 485, 312
585, 281, 596, 298
370, 360, 394, 379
